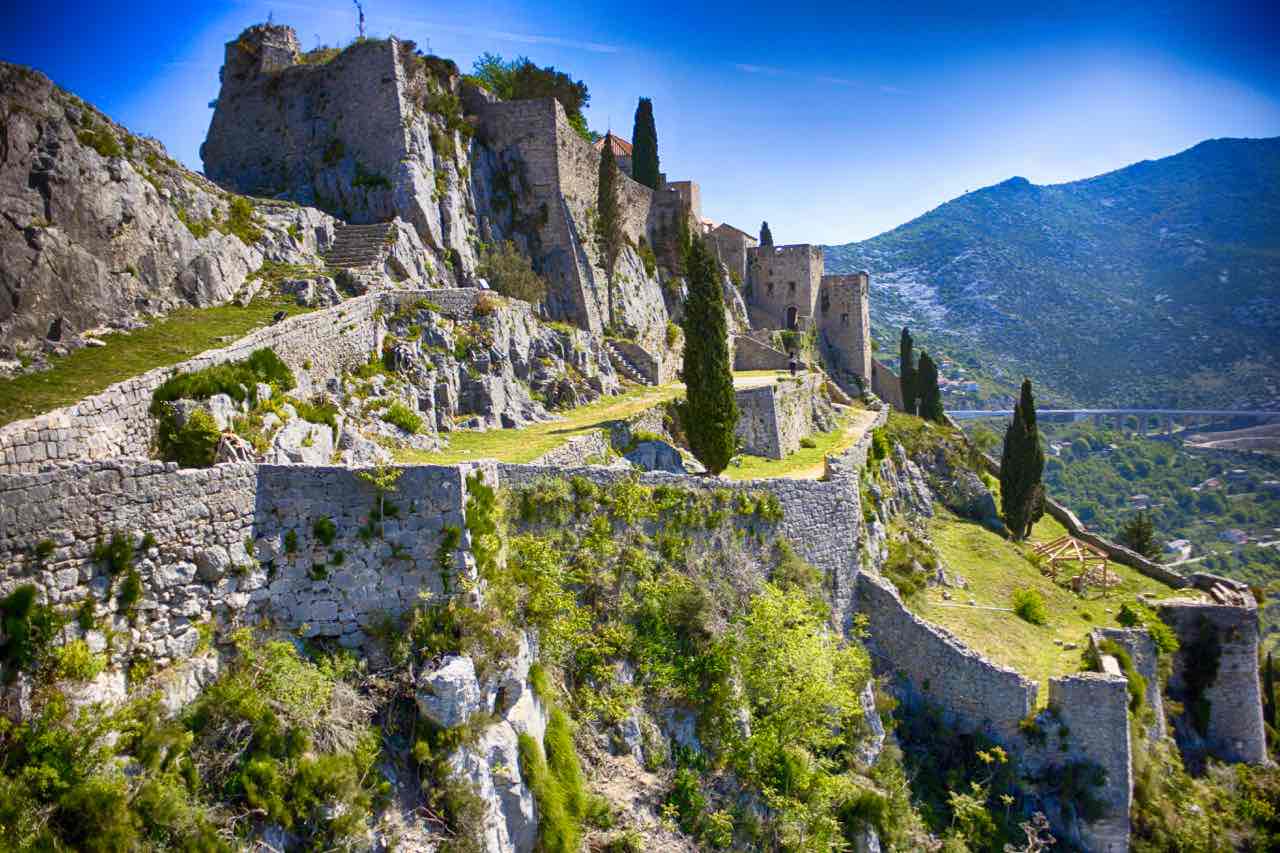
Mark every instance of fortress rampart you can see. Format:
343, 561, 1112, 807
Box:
0, 460, 493, 667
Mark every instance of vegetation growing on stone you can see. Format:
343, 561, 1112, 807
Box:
151, 348, 295, 412
596, 137, 623, 280
898, 326, 917, 417
468, 52, 592, 141
476, 240, 548, 303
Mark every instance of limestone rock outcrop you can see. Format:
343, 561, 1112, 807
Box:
0, 63, 332, 359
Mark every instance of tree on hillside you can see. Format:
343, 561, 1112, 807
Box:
631, 97, 660, 190
917, 351, 945, 422
1000, 379, 1046, 539
681, 234, 738, 474
596, 140, 623, 280
469, 53, 592, 140
476, 241, 547, 303
899, 327, 918, 415
760, 221, 774, 248
1119, 511, 1159, 559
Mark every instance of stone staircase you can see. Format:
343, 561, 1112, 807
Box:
323, 222, 395, 269
605, 341, 651, 385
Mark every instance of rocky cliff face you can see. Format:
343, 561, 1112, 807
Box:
0, 62, 336, 360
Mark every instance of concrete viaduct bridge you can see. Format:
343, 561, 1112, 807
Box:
947, 409, 1280, 435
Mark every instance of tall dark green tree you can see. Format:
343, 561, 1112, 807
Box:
1119, 511, 1159, 559
917, 352, 945, 422
630, 97, 660, 190
596, 140, 623, 279
759, 221, 774, 247
1000, 378, 1046, 539
681, 234, 738, 474
899, 327, 918, 415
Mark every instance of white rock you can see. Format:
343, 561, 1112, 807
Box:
416, 655, 483, 729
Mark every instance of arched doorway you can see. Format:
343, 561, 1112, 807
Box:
786, 305, 798, 330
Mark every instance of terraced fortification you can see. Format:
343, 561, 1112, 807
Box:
0, 17, 1273, 853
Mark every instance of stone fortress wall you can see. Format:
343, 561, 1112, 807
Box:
0, 459, 495, 666
0, 293, 386, 475
496, 462, 864, 630
747, 244, 823, 330
1157, 598, 1268, 764
734, 374, 830, 460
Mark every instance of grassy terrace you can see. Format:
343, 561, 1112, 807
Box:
910, 508, 1184, 703
724, 406, 880, 480
398, 370, 810, 468
0, 297, 308, 428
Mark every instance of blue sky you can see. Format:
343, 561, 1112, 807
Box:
4, 1, 1279, 243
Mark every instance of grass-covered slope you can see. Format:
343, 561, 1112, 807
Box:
909, 509, 1177, 701
0, 296, 310, 428
827, 137, 1280, 408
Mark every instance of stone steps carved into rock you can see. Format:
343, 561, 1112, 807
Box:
323, 222, 396, 269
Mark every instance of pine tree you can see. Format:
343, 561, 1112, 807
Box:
630, 97, 660, 190
1000, 378, 1046, 539
899, 327, 917, 415
1119, 511, 1159, 559
917, 351, 944, 422
760, 221, 773, 247
681, 234, 738, 474
596, 140, 623, 279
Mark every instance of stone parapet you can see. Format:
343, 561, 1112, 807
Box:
855, 570, 1038, 744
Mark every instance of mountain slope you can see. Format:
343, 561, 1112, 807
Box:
826, 137, 1280, 408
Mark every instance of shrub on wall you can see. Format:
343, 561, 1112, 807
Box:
381, 401, 423, 434
476, 241, 548, 303
156, 406, 221, 468
151, 348, 295, 412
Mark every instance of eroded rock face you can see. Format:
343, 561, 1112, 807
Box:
0, 64, 302, 357
624, 439, 687, 474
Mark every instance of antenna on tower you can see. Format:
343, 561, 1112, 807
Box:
353, 0, 366, 40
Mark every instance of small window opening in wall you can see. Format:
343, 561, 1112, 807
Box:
841, 313, 849, 326
788, 281, 796, 294
787, 306, 799, 330
767, 282, 775, 295
821, 292, 830, 314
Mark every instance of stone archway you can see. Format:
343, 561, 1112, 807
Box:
786, 305, 798, 330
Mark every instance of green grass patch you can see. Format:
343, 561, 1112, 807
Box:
725, 408, 880, 481
0, 298, 311, 428
911, 509, 1178, 704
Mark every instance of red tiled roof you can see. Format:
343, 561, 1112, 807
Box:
594, 132, 633, 157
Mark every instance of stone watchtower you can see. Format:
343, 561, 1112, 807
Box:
745, 244, 824, 331
815, 271, 872, 390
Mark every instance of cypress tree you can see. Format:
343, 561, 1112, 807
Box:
1000, 378, 1046, 539
917, 351, 944, 422
760, 221, 774, 248
596, 140, 623, 278
630, 97, 660, 190
681, 234, 738, 474
899, 327, 917, 415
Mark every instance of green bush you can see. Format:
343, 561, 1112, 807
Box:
312, 516, 338, 547
477, 240, 548, 303
1, 584, 62, 682
800, 436, 818, 449
288, 396, 340, 437
77, 123, 123, 158
381, 401, 423, 434
156, 406, 221, 468
519, 732, 579, 853
223, 196, 263, 245
151, 348, 295, 412
52, 639, 106, 682
1012, 588, 1047, 625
